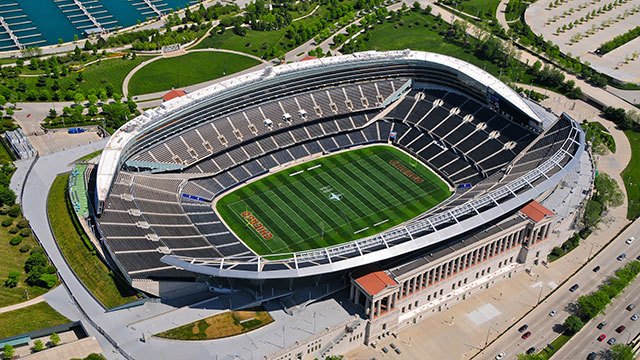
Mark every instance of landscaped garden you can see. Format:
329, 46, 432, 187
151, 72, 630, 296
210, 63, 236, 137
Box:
156, 308, 274, 340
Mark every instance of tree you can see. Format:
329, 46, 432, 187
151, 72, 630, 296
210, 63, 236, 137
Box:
562, 314, 584, 334
32, 339, 44, 352
610, 344, 634, 360
87, 94, 98, 105
577, 291, 609, 320
87, 105, 99, 117
48, 108, 58, 119
74, 92, 85, 105
49, 332, 60, 347
4, 271, 19, 288
5, 108, 13, 117
594, 173, 623, 208
2, 344, 14, 360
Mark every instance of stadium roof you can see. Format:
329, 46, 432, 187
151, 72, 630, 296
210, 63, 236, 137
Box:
96, 50, 544, 204
355, 271, 397, 296
520, 201, 554, 223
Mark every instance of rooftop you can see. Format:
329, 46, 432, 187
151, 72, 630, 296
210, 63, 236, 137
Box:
162, 89, 187, 102
520, 200, 554, 223
355, 271, 397, 296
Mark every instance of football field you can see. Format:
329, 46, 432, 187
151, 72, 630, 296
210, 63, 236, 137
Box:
216, 145, 452, 256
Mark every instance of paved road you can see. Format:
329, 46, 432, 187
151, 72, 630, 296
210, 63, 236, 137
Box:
553, 273, 640, 359
478, 221, 640, 359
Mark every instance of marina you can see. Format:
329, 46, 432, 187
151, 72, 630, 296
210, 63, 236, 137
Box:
0, 0, 196, 51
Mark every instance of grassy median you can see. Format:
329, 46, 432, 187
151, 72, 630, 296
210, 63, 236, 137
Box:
47, 174, 139, 309
622, 130, 640, 220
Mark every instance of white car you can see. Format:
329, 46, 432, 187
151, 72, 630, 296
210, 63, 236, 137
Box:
626, 236, 635, 245
495, 352, 505, 360
632, 313, 639, 321
549, 309, 557, 317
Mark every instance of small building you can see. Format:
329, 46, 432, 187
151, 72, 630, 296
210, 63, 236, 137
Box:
162, 89, 187, 102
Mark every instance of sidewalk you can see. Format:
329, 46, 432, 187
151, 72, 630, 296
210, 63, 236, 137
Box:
0, 294, 45, 315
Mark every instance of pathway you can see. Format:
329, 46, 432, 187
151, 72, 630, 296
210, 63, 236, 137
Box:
496, 0, 510, 32
0, 294, 45, 314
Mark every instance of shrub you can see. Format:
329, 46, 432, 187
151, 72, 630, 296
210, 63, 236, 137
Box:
9, 235, 22, 246
4, 271, 19, 288
19, 228, 30, 237
50, 332, 60, 347
8, 227, 18, 234
19, 244, 31, 253
1, 218, 12, 227
8, 204, 20, 218
32, 339, 44, 352
17, 219, 29, 228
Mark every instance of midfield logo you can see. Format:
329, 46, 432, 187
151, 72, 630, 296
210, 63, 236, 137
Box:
329, 193, 343, 201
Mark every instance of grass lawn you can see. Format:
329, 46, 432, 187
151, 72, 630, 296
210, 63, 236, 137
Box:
217, 145, 451, 256
156, 309, 273, 340
48, 174, 140, 309
0, 212, 51, 307
622, 130, 640, 220
194, 27, 289, 56
74, 149, 103, 163
0, 302, 70, 339
128, 52, 261, 96
344, 11, 533, 84
449, 0, 501, 19
0, 140, 14, 163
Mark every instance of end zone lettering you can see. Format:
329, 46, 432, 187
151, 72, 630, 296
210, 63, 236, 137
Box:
241, 211, 273, 240
389, 160, 424, 184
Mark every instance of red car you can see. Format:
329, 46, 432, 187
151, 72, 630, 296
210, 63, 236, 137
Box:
597, 334, 606, 341
616, 325, 626, 333
521, 331, 532, 340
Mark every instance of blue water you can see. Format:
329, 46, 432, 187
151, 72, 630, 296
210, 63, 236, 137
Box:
0, 0, 195, 49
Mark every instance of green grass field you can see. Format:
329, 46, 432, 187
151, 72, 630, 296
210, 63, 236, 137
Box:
0, 302, 69, 339
217, 146, 451, 256
447, 0, 501, 19
622, 130, 640, 220
128, 52, 261, 96
48, 174, 140, 309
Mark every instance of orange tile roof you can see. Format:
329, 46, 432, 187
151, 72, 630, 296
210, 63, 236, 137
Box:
355, 271, 397, 296
162, 89, 187, 102
520, 201, 554, 223
300, 55, 318, 62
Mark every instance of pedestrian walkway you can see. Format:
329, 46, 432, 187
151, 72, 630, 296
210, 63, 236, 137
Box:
0, 294, 45, 314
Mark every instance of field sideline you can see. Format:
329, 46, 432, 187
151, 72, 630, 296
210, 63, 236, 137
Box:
216, 145, 452, 256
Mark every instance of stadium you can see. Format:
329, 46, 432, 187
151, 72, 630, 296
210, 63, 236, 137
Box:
92, 49, 585, 294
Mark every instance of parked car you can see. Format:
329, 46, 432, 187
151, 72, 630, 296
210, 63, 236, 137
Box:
597, 321, 606, 329
617, 253, 627, 261
518, 324, 529, 333
587, 352, 597, 360
593, 266, 601, 272
597, 334, 606, 341
382, 347, 389, 353
549, 309, 557, 317
521, 331, 532, 340
389, 343, 397, 349
394, 348, 402, 355
495, 353, 505, 360
631, 314, 638, 321
569, 284, 579, 292
615, 325, 626, 333
608, 338, 617, 345
626, 236, 635, 245
526, 347, 536, 354
627, 304, 636, 311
